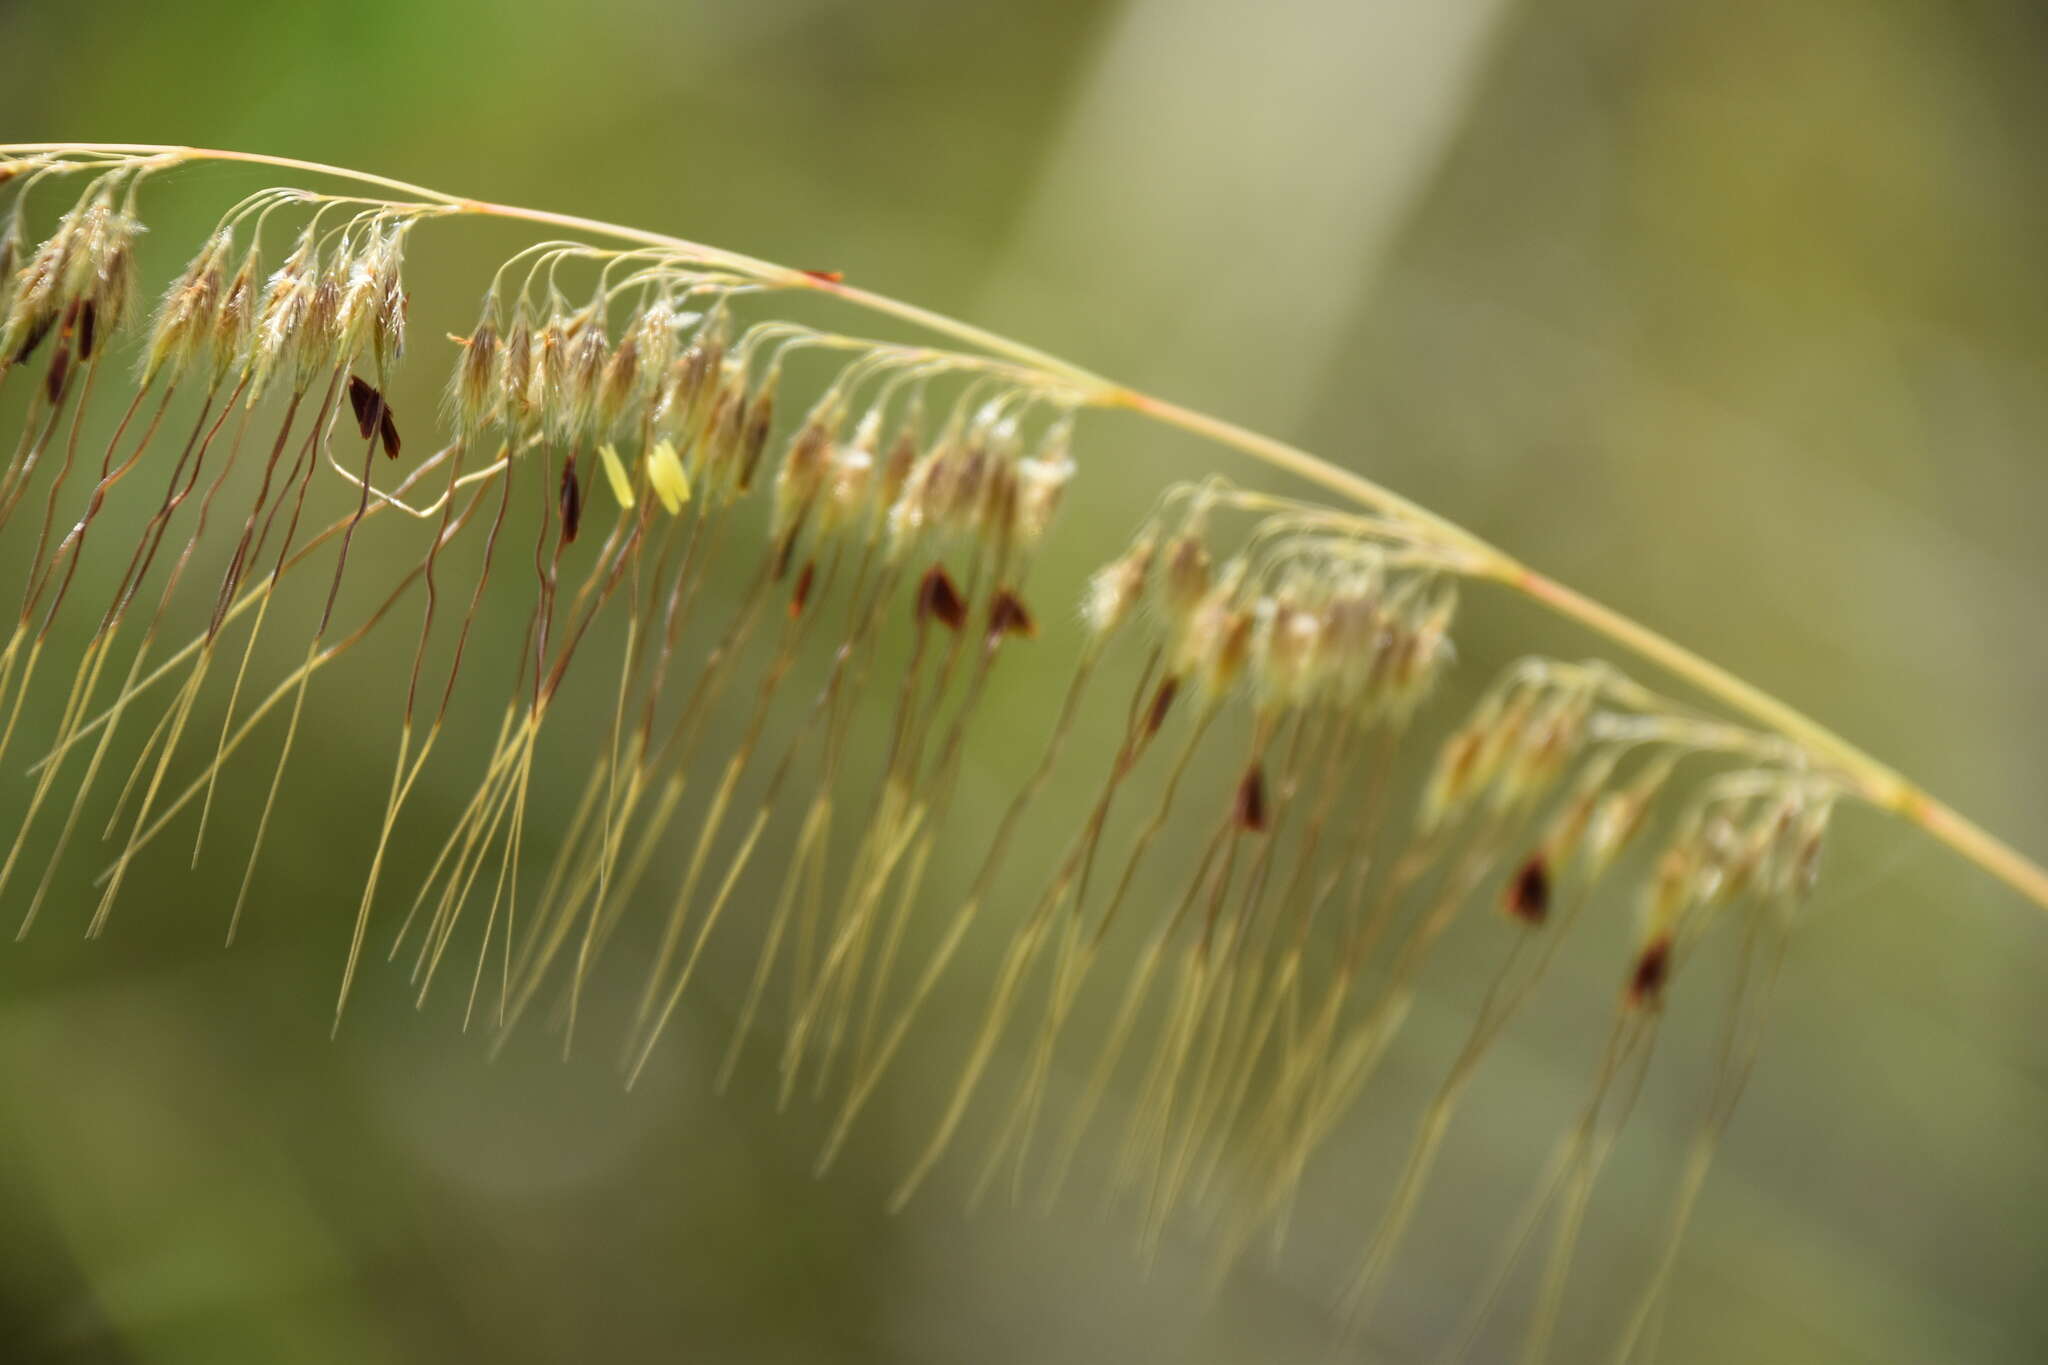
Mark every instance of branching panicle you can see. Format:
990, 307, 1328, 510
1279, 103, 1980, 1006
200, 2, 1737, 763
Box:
0, 143, 2033, 1361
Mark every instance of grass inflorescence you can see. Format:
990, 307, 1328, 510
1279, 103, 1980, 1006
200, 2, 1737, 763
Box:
0, 143, 2041, 1361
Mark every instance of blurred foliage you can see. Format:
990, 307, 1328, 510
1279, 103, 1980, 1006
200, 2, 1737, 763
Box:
0, 0, 2044, 1361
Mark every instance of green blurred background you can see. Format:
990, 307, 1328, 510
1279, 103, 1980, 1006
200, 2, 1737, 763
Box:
1, 0, 2045, 1360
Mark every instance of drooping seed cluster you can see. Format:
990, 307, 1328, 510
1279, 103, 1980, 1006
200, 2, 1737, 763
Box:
0, 149, 1860, 1361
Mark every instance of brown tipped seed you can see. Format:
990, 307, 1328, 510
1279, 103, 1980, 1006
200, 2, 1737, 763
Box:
452, 318, 499, 431
213, 253, 258, 381
1084, 541, 1153, 637
1013, 450, 1075, 548
1235, 763, 1269, 832
1204, 609, 1255, 695
879, 427, 918, 508
347, 375, 385, 440
790, 560, 817, 618
564, 315, 609, 436
1506, 854, 1550, 924
1143, 676, 1181, 739
1163, 534, 1211, 620
915, 564, 968, 632
986, 589, 1036, 642
596, 329, 640, 431
559, 454, 583, 544
502, 308, 535, 422
773, 418, 833, 541
737, 380, 777, 492
1627, 936, 1672, 1008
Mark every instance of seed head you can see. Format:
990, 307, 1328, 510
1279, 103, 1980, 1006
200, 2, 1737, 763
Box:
596, 327, 640, 433
450, 303, 500, 434
2, 190, 105, 367
141, 226, 232, 388
501, 303, 535, 426
245, 228, 320, 400
1161, 533, 1211, 627
1083, 538, 1153, 638
820, 410, 880, 533
735, 371, 778, 492
878, 424, 918, 511
773, 412, 836, 544
561, 306, 609, 439
1012, 443, 1075, 551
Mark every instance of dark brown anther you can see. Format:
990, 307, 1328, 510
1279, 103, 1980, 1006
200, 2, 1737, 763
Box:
790, 560, 817, 618
1143, 676, 1180, 739
986, 589, 1036, 643
1235, 762, 1268, 832
1506, 854, 1550, 924
77, 299, 97, 361
13, 311, 56, 366
378, 405, 402, 459
915, 564, 967, 632
1627, 936, 1672, 1008
347, 375, 384, 440
558, 454, 583, 544
43, 341, 69, 404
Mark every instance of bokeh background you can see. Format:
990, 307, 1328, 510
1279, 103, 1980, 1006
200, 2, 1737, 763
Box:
1, 0, 2045, 1361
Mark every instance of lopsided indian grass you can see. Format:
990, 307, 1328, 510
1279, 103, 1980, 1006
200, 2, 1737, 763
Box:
0, 145, 2039, 1358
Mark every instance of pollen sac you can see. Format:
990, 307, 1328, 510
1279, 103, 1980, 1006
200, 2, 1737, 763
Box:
788, 560, 817, 618
346, 374, 387, 442
596, 441, 637, 509
1142, 675, 1180, 738
558, 453, 583, 543
1234, 763, 1268, 832
1506, 854, 1550, 924
1626, 935, 1672, 1008
986, 588, 1036, 643
915, 564, 968, 632
645, 439, 692, 515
